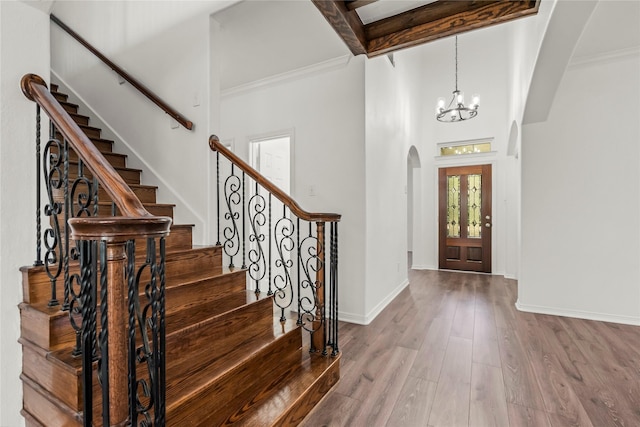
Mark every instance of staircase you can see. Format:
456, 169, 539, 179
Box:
19, 83, 340, 426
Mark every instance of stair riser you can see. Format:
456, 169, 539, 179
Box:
52, 92, 68, 103
80, 126, 101, 139
22, 344, 81, 410
166, 296, 275, 380
165, 271, 246, 311
22, 378, 82, 427
54, 132, 113, 152
20, 305, 78, 351
64, 149, 126, 168
98, 185, 156, 204
96, 203, 174, 218
70, 114, 89, 126
272, 359, 341, 426
60, 103, 78, 115
66, 165, 141, 185
22, 247, 221, 306
167, 327, 302, 426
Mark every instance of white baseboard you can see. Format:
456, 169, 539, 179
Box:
515, 300, 640, 326
411, 264, 437, 270
338, 278, 410, 325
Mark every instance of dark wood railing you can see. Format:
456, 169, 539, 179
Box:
22, 73, 171, 426
50, 14, 194, 131
210, 135, 341, 355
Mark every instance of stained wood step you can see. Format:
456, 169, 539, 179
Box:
234, 352, 341, 426
68, 160, 141, 185
21, 246, 222, 306
69, 113, 89, 126
59, 101, 78, 115
166, 319, 302, 426
51, 91, 68, 103
21, 374, 82, 427
98, 183, 156, 203
49, 145, 126, 168
77, 124, 101, 139
54, 132, 114, 153
165, 269, 247, 311
91, 202, 174, 218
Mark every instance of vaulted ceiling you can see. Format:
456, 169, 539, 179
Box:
312, 0, 540, 57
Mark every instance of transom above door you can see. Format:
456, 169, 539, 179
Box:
438, 164, 492, 273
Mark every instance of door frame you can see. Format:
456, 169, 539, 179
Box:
433, 151, 496, 274
248, 128, 295, 197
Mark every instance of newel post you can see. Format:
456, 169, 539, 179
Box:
69, 216, 171, 427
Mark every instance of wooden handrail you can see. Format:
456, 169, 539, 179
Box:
50, 14, 193, 131
21, 73, 171, 239
209, 135, 341, 222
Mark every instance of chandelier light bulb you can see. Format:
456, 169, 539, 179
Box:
435, 36, 479, 123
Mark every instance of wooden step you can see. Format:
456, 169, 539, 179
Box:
21, 246, 222, 306
92, 202, 174, 218
54, 132, 114, 153
19, 303, 79, 351
234, 352, 341, 426
21, 374, 82, 427
78, 124, 101, 139
166, 319, 302, 426
165, 269, 247, 312
98, 183, 156, 203
49, 145, 126, 168
68, 160, 141, 185
51, 91, 68, 103
69, 113, 90, 126
59, 101, 78, 115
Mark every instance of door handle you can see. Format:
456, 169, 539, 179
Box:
485, 223, 491, 228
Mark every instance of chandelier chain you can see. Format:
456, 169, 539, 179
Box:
455, 36, 458, 92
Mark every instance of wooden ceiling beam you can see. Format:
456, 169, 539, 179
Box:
345, 0, 378, 11
365, 0, 540, 57
311, 0, 368, 56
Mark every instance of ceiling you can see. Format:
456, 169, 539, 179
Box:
312, 0, 540, 57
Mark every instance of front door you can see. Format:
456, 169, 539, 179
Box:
438, 164, 492, 272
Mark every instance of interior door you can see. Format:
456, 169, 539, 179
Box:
438, 164, 492, 272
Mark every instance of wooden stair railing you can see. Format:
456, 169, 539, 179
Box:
21, 73, 171, 426
210, 135, 341, 355
50, 14, 193, 131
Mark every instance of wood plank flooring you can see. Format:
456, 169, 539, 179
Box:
300, 268, 640, 427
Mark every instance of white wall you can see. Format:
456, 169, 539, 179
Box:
0, 3, 50, 425
519, 51, 640, 324
220, 57, 367, 322
51, 1, 233, 244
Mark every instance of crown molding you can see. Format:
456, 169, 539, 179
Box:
221, 54, 352, 98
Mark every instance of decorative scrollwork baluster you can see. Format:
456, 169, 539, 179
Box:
298, 221, 324, 351
268, 193, 272, 296
330, 222, 339, 356
248, 181, 266, 293
216, 151, 221, 246
78, 239, 97, 427
241, 172, 247, 270
223, 164, 241, 269
97, 240, 111, 426
42, 137, 64, 307
273, 205, 295, 322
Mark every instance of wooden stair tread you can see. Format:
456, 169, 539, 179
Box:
166, 289, 269, 334
68, 160, 141, 174
165, 318, 300, 413
233, 352, 341, 427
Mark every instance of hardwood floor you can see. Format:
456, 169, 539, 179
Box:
300, 268, 640, 427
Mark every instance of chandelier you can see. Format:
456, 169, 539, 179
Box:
436, 36, 479, 122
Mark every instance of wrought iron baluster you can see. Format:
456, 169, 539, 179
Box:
268, 193, 272, 296
93, 177, 99, 217
34, 105, 43, 267
127, 240, 138, 427
42, 135, 64, 307
241, 171, 247, 269
157, 237, 167, 425
273, 205, 294, 322
223, 164, 241, 269
63, 141, 70, 309
331, 222, 339, 356
248, 180, 266, 293
97, 240, 110, 426
297, 220, 324, 352
318, 222, 327, 356
78, 239, 96, 427
216, 152, 221, 246
296, 219, 302, 326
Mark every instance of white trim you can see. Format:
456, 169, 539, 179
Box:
570, 46, 640, 70
515, 300, 640, 326
222, 54, 352, 98
51, 70, 206, 235
411, 264, 438, 270
340, 278, 410, 325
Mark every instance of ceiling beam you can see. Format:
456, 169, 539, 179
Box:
365, 0, 540, 57
345, 0, 378, 11
312, 0, 540, 58
311, 0, 368, 56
